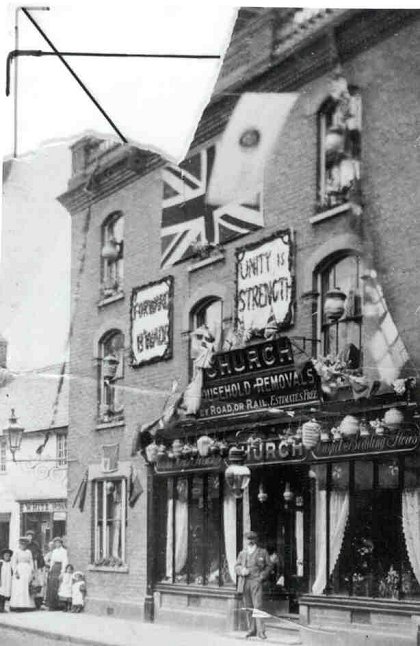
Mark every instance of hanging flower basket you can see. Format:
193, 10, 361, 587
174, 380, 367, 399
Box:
302, 420, 321, 449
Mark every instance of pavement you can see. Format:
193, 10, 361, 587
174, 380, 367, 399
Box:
0, 610, 301, 646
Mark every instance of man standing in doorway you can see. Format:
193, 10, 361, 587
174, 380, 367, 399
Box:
236, 531, 272, 640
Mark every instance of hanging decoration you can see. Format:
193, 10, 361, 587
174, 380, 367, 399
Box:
224, 446, 251, 498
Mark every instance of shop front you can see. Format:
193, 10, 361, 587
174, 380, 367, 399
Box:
145, 337, 420, 643
20, 500, 67, 552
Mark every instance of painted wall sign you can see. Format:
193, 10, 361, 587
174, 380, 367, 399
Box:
130, 276, 173, 367
311, 428, 420, 461
155, 455, 224, 476
236, 230, 294, 332
199, 337, 320, 419
21, 500, 67, 513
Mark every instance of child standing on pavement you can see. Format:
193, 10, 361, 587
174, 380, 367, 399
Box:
0, 548, 13, 612
58, 564, 74, 611
71, 571, 86, 612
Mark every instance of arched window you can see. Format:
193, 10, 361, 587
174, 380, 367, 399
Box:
191, 298, 223, 354
98, 330, 124, 422
318, 84, 361, 211
317, 254, 363, 367
101, 212, 124, 298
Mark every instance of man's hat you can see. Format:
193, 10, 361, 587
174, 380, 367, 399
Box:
245, 531, 258, 541
18, 536, 30, 543
1, 548, 13, 557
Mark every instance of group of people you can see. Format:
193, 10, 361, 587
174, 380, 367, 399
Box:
0, 532, 85, 613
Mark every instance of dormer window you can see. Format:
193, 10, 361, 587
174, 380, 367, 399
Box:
318, 76, 361, 212
101, 212, 124, 299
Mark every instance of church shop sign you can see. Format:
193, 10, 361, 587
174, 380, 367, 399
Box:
199, 337, 320, 419
130, 276, 173, 367
235, 230, 295, 332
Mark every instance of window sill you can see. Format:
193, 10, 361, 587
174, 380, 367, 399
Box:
88, 564, 128, 573
310, 203, 350, 224
188, 252, 225, 273
98, 291, 125, 308
96, 419, 125, 431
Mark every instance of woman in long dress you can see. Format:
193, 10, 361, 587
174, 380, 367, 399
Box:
46, 537, 68, 610
10, 538, 35, 612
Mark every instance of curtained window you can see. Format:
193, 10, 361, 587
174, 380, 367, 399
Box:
93, 478, 127, 566
156, 473, 250, 587
312, 457, 420, 599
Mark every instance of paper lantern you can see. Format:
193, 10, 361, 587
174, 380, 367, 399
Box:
324, 287, 347, 321
197, 435, 212, 457
225, 446, 250, 499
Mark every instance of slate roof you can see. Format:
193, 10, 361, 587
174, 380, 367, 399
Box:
0, 363, 69, 434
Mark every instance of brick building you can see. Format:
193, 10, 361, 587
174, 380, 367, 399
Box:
58, 9, 420, 645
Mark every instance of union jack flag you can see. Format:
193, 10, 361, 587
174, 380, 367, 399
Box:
160, 145, 263, 268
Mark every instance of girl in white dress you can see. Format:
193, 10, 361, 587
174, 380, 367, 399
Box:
0, 548, 13, 611
10, 538, 35, 611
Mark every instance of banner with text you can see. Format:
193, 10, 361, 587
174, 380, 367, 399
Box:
236, 230, 294, 332
130, 276, 173, 367
199, 337, 320, 419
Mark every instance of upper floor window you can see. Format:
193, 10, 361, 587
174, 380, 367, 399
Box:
101, 212, 124, 299
0, 439, 6, 473
56, 434, 68, 467
98, 330, 124, 423
190, 298, 223, 362
317, 254, 363, 368
318, 81, 361, 212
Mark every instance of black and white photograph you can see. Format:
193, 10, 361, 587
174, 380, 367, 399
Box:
1, 4, 420, 646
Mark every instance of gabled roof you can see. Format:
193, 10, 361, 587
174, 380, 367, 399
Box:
0, 363, 69, 434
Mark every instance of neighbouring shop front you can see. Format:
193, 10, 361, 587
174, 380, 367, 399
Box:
20, 500, 67, 552
144, 337, 420, 644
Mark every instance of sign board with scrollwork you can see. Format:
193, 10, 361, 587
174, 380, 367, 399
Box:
130, 276, 173, 367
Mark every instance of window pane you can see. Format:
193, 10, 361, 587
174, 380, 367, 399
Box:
189, 476, 204, 584
107, 481, 123, 561
157, 479, 170, 582
206, 474, 221, 586
378, 460, 399, 489
355, 461, 373, 491
174, 478, 188, 583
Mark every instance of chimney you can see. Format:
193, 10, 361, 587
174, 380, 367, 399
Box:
0, 335, 8, 368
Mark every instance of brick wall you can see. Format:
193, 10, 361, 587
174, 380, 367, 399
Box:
64, 17, 420, 617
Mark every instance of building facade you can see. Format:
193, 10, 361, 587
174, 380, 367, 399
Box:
0, 352, 68, 552
59, 9, 420, 645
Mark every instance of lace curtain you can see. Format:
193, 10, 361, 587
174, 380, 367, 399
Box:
312, 487, 349, 594
402, 489, 420, 586
165, 497, 188, 579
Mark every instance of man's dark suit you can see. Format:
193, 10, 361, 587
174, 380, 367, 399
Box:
235, 546, 272, 635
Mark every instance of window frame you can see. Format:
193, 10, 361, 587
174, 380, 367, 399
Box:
314, 252, 363, 361
0, 438, 7, 474
189, 297, 223, 376
101, 211, 124, 298
317, 87, 361, 214
56, 433, 68, 467
93, 477, 127, 566
98, 329, 125, 422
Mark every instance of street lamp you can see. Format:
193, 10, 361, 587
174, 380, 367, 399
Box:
4, 408, 24, 461
224, 446, 251, 499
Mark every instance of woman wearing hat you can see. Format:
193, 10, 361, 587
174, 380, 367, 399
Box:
24, 530, 45, 610
10, 538, 35, 611
0, 548, 13, 611
45, 537, 68, 610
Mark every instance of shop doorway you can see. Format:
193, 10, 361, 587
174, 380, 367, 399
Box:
0, 513, 10, 550
21, 511, 66, 553
249, 465, 311, 615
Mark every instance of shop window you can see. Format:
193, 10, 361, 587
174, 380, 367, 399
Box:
313, 458, 420, 600
317, 87, 361, 212
156, 473, 234, 587
101, 211, 124, 299
93, 478, 127, 566
98, 330, 124, 423
317, 254, 363, 365
0, 438, 6, 473
56, 434, 68, 467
